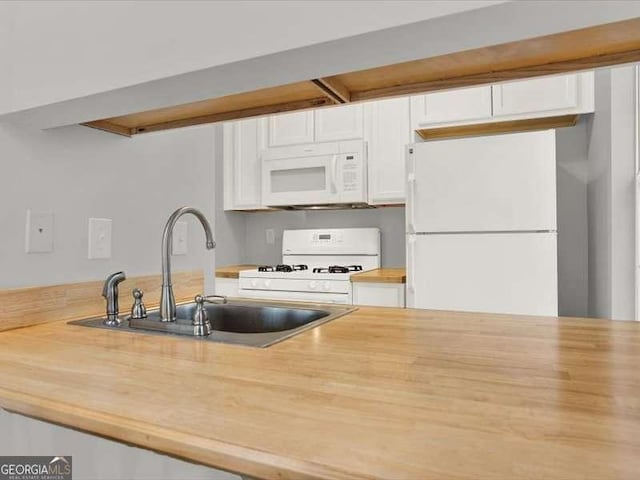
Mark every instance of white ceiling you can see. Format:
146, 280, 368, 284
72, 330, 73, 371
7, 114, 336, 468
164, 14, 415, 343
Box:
0, 0, 507, 114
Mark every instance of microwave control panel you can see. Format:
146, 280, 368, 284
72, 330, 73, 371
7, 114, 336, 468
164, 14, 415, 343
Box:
339, 152, 363, 196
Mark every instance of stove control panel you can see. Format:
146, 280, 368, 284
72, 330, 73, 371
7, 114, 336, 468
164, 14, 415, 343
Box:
311, 232, 343, 244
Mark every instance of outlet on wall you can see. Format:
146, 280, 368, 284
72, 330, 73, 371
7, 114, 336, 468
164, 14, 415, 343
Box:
25, 210, 54, 253
172, 220, 188, 255
88, 218, 112, 259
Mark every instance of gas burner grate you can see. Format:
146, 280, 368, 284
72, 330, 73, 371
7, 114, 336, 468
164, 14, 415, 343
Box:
258, 264, 309, 273
312, 265, 364, 274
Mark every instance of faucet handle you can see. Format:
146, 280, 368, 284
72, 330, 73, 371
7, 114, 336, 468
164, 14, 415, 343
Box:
130, 288, 147, 320
200, 294, 228, 305
192, 295, 212, 336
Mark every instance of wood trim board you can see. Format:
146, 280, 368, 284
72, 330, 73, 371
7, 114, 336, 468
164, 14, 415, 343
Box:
82, 17, 640, 136
416, 114, 579, 140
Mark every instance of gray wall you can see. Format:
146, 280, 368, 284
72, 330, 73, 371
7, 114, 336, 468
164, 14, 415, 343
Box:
556, 120, 589, 317
586, 65, 636, 320
0, 122, 216, 290
213, 125, 246, 266
241, 207, 406, 268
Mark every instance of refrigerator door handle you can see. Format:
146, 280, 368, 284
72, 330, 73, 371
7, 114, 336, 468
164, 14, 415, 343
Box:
407, 236, 416, 307
407, 173, 416, 234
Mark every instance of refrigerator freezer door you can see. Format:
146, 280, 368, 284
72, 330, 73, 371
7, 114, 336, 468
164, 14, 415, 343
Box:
406, 232, 558, 316
406, 130, 557, 233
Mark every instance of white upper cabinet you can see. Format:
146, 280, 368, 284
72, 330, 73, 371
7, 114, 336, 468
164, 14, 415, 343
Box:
365, 97, 411, 205
492, 72, 594, 117
314, 104, 364, 142
410, 72, 594, 131
268, 104, 364, 147
267, 111, 314, 147
410, 85, 492, 128
223, 118, 268, 211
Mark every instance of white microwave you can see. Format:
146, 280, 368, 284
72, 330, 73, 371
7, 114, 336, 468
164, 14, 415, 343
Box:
262, 140, 367, 207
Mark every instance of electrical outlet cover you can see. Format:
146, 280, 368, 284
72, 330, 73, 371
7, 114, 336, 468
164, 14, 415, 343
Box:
172, 221, 188, 255
88, 218, 112, 259
25, 210, 54, 253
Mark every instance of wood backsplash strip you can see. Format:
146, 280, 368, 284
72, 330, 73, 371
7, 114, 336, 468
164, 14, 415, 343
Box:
0, 271, 203, 332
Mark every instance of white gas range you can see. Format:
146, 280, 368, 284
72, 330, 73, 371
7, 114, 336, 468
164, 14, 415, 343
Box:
239, 228, 380, 304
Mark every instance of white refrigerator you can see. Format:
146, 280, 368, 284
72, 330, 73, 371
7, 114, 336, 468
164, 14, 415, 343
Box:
406, 130, 558, 316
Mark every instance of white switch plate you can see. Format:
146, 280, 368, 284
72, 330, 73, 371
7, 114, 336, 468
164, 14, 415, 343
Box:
265, 228, 275, 245
25, 210, 54, 253
172, 221, 188, 255
88, 218, 112, 259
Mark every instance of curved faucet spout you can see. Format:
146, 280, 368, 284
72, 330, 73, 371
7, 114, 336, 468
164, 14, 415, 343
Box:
160, 207, 215, 322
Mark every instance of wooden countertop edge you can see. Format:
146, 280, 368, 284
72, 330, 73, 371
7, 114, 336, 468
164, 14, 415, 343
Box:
350, 269, 406, 284
215, 265, 258, 279
0, 386, 363, 480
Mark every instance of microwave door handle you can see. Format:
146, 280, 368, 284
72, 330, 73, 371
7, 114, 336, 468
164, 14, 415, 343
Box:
330, 155, 339, 193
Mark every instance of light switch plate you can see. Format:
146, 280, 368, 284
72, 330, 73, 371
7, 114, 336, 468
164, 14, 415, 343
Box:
88, 218, 112, 259
172, 221, 188, 255
265, 228, 275, 245
25, 210, 54, 253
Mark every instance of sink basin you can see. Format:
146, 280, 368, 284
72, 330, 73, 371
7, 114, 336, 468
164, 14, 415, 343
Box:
69, 299, 355, 348
175, 303, 328, 333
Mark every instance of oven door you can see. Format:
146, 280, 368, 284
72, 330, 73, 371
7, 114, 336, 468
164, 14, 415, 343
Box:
262, 146, 340, 206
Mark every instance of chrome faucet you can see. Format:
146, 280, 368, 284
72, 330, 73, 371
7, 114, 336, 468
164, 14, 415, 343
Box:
160, 207, 215, 322
102, 271, 126, 326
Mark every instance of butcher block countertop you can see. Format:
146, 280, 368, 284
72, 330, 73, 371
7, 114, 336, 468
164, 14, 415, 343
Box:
0, 307, 639, 479
215, 264, 258, 278
350, 268, 406, 284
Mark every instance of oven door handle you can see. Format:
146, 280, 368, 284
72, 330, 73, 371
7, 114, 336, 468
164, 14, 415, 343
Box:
330, 154, 339, 194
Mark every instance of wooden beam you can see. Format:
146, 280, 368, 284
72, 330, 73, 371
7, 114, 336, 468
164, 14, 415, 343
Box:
351, 49, 640, 102
311, 78, 351, 103
81, 17, 640, 136
132, 97, 333, 134
81, 120, 132, 137
416, 114, 579, 141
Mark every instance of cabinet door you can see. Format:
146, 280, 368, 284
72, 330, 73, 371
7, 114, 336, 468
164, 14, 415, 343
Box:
492, 74, 578, 116
268, 110, 314, 147
314, 104, 364, 142
223, 118, 267, 210
406, 130, 557, 233
365, 97, 411, 205
407, 233, 557, 316
353, 283, 405, 307
215, 278, 239, 297
410, 85, 492, 127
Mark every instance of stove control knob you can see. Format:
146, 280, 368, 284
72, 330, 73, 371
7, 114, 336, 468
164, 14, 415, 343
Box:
265, 279, 272, 288
250, 279, 258, 288
323, 282, 330, 291
309, 281, 317, 290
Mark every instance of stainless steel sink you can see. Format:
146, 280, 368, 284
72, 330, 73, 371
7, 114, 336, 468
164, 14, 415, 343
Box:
69, 299, 355, 348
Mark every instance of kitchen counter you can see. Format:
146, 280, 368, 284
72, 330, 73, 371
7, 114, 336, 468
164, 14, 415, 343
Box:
350, 267, 406, 283
0, 307, 639, 479
215, 265, 258, 278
